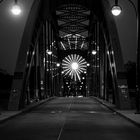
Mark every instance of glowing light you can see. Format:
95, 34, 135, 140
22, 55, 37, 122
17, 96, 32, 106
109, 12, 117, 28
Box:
61, 71, 64, 74
11, 4, 22, 16
46, 50, 52, 55
56, 63, 60, 67
92, 50, 97, 55
71, 62, 79, 70
111, 5, 122, 16
62, 54, 87, 81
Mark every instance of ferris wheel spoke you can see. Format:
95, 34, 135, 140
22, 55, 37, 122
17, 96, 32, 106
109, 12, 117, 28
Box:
65, 57, 71, 63
62, 54, 87, 81
68, 55, 72, 62
75, 70, 81, 81
76, 55, 80, 62
78, 58, 86, 63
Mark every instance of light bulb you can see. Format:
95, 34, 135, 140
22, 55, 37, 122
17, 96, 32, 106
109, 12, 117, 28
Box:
56, 63, 60, 67
47, 50, 52, 55
11, 4, 22, 16
92, 50, 97, 55
111, 5, 122, 16
71, 62, 79, 70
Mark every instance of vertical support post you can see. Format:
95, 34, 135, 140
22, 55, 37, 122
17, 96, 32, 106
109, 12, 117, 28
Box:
46, 20, 50, 97
104, 42, 107, 100
35, 43, 39, 101
47, 21, 51, 96
136, 0, 140, 113
38, 25, 45, 99
97, 21, 100, 97
44, 22, 47, 98
51, 25, 53, 96
8, 0, 41, 110
99, 28, 105, 99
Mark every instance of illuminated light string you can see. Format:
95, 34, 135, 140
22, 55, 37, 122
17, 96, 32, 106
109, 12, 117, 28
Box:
62, 54, 87, 81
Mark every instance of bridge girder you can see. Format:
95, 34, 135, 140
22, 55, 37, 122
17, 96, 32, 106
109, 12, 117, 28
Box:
8, 0, 129, 110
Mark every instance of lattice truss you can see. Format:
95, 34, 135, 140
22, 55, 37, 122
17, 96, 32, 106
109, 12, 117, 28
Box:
60, 34, 88, 50
56, 4, 90, 50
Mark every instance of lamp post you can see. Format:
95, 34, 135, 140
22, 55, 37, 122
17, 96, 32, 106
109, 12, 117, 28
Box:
0, 0, 21, 114
92, 50, 97, 55
0, 0, 3, 115
111, 0, 140, 113
56, 63, 60, 67
111, 0, 122, 16
11, 0, 22, 16
46, 49, 52, 55
0, 0, 22, 16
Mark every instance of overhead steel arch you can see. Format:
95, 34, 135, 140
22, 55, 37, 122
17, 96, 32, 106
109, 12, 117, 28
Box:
8, 0, 127, 110
8, 0, 42, 110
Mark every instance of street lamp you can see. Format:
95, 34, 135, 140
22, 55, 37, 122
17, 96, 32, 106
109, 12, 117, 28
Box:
87, 63, 90, 67
111, 0, 122, 16
112, 0, 140, 113
56, 63, 60, 67
92, 50, 97, 55
7, 0, 22, 16
0, 0, 21, 114
11, 2, 21, 16
46, 49, 52, 55
0, 0, 22, 14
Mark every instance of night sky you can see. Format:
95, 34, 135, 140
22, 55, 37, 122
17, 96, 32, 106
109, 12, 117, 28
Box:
111, 0, 137, 63
0, 0, 34, 75
0, 0, 137, 75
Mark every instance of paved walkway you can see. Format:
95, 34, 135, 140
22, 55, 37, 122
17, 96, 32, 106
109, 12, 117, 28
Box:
0, 97, 55, 123
94, 97, 140, 127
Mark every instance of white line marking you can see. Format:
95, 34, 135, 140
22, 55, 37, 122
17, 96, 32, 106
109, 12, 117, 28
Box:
57, 101, 72, 140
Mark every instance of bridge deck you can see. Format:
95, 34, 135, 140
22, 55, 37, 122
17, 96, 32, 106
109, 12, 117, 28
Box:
0, 97, 140, 140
